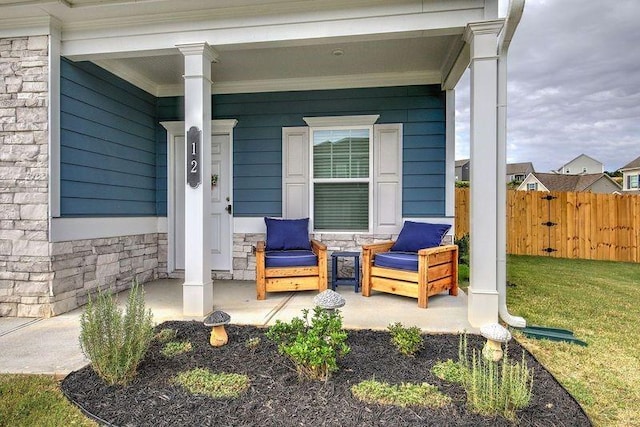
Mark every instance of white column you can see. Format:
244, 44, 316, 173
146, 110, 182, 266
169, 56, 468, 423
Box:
445, 90, 456, 219
177, 42, 218, 317
464, 20, 504, 327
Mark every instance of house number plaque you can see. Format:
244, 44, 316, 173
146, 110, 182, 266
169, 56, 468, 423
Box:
187, 126, 201, 188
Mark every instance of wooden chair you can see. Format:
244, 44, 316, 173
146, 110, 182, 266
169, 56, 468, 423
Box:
361, 222, 458, 308
255, 218, 327, 300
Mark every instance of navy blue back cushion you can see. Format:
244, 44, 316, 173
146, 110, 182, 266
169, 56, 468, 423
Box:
265, 217, 311, 250
391, 221, 451, 252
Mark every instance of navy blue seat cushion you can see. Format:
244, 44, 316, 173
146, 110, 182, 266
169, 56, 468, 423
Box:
374, 252, 419, 272
265, 250, 318, 268
265, 217, 311, 251
391, 221, 451, 253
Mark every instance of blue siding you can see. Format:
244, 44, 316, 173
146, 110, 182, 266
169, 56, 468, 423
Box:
156, 85, 446, 217
60, 59, 157, 217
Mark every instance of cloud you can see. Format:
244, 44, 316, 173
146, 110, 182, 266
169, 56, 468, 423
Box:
456, 0, 640, 172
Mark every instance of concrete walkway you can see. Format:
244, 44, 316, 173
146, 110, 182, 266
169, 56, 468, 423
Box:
0, 279, 473, 376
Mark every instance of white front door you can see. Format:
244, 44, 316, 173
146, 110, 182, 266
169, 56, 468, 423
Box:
172, 128, 233, 272
209, 133, 232, 270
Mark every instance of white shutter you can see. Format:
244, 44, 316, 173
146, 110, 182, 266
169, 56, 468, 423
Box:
282, 127, 309, 219
373, 124, 402, 234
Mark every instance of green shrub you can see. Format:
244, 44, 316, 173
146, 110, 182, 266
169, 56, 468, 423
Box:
174, 368, 249, 398
387, 322, 423, 356
265, 306, 350, 380
161, 341, 192, 358
352, 379, 450, 408
79, 282, 154, 386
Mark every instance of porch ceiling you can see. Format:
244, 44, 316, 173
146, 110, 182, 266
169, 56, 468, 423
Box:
95, 34, 457, 96
1, 0, 488, 95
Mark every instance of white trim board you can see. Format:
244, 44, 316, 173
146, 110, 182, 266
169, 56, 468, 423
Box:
50, 217, 166, 242
233, 216, 454, 234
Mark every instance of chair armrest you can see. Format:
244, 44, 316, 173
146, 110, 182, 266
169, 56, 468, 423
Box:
256, 241, 266, 253
417, 244, 458, 256
310, 239, 327, 255
361, 241, 395, 256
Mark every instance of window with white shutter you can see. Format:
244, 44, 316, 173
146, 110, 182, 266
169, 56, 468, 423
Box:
283, 117, 402, 234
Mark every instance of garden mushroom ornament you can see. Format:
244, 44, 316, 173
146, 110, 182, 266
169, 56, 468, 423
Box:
203, 310, 231, 347
480, 323, 512, 362
313, 289, 346, 313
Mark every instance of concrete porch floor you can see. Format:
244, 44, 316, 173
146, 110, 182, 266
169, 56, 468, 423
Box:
0, 279, 473, 376
143, 279, 473, 332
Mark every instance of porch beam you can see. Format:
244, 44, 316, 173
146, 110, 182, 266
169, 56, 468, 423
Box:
464, 20, 504, 327
178, 42, 218, 317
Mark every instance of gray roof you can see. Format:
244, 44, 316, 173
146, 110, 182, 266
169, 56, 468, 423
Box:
620, 156, 640, 171
507, 162, 534, 175
455, 159, 470, 167
532, 172, 619, 192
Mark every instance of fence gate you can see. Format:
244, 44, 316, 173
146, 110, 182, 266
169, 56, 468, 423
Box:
541, 194, 558, 255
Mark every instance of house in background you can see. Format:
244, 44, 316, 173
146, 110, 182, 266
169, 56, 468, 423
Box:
456, 159, 534, 184
455, 159, 471, 181
507, 162, 534, 183
619, 156, 640, 193
0, 0, 527, 328
517, 172, 621, 194
555, 154, 604, 175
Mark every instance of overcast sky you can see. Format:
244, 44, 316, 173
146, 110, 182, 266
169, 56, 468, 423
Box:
455, 0, 640, 173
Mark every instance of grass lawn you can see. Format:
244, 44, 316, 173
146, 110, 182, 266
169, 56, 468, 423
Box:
0, 374, 96, 427
506, 255, 640, 426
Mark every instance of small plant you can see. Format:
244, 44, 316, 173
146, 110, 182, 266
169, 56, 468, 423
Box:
245, 337, 261, 352
436, 333, 534, 421
387, 322, 423, 356
431, 359, 467, 384
79, 282, 154, 386
161, 341, 192, 358
465, 347, 534, 421
155, 328, 177, 343
174, 368, 249, 399
351, 380, 450, 408
266, 306, 350, 381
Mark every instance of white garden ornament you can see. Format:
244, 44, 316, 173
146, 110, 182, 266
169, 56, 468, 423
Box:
480, 323, 512, 362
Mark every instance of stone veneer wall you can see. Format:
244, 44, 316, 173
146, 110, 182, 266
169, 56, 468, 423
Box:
48, 234, 160, 316
0, 36, 164, 317
0, 36, 51, 317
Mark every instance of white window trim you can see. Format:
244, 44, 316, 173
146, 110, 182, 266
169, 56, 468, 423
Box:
305, 115, 379, 233
303, 115, 379, 127
309, 124, 374, 233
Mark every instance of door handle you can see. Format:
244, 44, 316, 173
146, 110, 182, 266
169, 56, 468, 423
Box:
226, 204, 232, 215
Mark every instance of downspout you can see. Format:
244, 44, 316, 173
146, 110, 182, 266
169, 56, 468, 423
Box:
497, 0, 526, 327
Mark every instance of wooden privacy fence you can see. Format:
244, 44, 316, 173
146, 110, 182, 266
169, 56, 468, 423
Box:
455, 188, 640, 263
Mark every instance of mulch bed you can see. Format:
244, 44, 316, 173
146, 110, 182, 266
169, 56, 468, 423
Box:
62, 321, 590, 426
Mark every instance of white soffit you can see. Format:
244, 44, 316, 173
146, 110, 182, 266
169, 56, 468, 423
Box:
92, 34, 453, 96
